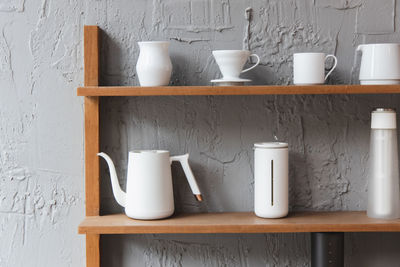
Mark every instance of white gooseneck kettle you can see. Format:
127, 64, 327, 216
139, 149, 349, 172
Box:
98, 150, 202, 220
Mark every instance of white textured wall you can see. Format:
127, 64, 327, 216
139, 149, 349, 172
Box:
0, 0, 85, 266
1, 0, 400, 266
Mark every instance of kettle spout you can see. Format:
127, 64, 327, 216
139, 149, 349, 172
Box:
97, 152, 126, 207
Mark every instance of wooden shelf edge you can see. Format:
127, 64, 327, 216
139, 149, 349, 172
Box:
78, 211, 400, 234
77, 85, 400, 96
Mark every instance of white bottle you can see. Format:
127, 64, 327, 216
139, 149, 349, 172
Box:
254, 142, 289, 218
368, 108, 400, 219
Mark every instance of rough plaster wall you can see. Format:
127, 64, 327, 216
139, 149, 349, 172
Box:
1, 0, 400, 267
0, 0, 85, 266
96, 0, 400, 266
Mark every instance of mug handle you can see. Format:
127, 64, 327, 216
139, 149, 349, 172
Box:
324, 54, 338, 80
241, 54, 260, 73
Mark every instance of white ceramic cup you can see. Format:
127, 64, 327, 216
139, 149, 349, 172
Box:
213, 50, 260, 80
293, 53, 337, 85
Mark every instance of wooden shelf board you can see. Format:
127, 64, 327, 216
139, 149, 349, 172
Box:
77, 85, 400, 96
78, 211, 400, 234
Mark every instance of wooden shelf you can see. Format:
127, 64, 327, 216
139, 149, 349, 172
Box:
77, 84, 400, 96
78, 25, 400, 267
78, 211, 400, 234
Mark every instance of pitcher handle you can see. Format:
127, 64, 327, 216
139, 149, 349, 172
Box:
241, 54, 260, 73
170, 154, 203, 201
324, 54, 338, 80
356, 44, 365, 52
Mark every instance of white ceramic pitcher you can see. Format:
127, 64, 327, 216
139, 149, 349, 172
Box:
136, 41, 172, 86
98, 150, 202, 220
357, 43, 400, 84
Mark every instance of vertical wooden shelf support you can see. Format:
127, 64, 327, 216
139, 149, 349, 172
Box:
84, 25, 100, 267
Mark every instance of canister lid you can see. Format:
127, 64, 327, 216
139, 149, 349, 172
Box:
254, 142, 288, 149
371, 108, 397, 129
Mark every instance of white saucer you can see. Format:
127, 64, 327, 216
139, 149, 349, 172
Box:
211, 78, 251, 86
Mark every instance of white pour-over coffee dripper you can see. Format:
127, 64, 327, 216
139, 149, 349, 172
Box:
211, 50, 260, 85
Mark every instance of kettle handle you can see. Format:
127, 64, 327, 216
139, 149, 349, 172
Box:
170, 154, 203, 201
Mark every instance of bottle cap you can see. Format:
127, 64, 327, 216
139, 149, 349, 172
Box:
371, 108, 397, 129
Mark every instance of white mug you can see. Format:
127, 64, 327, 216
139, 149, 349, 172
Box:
357, 43, 400, 85
293, 53, 337, 85
213, 50, 260, 80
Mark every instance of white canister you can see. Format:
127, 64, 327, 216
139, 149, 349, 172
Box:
254, 142, 289, 218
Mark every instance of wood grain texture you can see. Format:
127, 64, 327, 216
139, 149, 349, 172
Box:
84, 96, 100, 216
77, 85, 400, 96
84, 25, 100, 267
84, 25, 100, 216
84, 26, 99, 87
86, 234, 100, 267
78, 211, 400, 234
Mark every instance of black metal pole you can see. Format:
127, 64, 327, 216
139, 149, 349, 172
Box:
311, 232, 344, 267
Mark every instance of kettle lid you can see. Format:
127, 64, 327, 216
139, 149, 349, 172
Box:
130, 150, 169, 154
